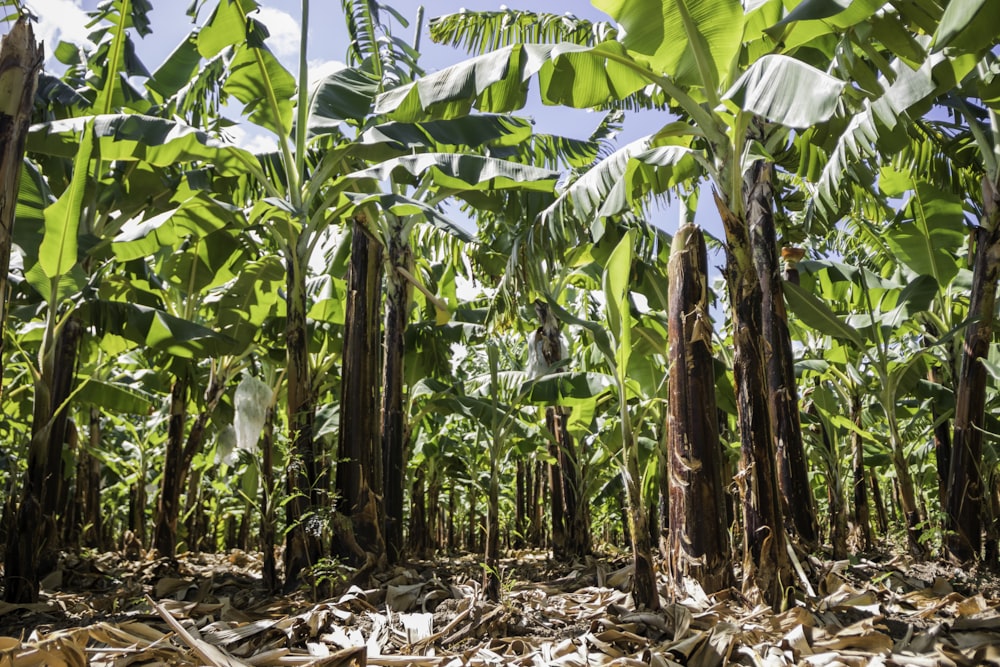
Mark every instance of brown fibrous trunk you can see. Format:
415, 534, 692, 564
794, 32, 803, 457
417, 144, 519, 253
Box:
946, 177, 1000, 563
665, 223, 732, 593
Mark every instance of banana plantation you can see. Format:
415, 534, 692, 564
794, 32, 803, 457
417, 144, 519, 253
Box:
2, 0, 1000, 664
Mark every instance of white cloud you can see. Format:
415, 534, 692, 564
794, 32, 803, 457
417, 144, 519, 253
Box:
226, 123, 279, 154
254, 7, 300, 59
21, 0, 91, 54
307, 58, 347, 87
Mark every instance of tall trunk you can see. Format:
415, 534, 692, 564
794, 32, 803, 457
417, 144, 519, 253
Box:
620, 487, 630, 547
930, 362, 952, 526
41, 318, 81, 528
0, 19, 42, 400
885, 404, 927, 557
334, 222, 385, 571
284, 240, 322, 588
946, 177, 1000, 563
621, 428, 660, 609
665, 223, 733, 593
153, 369, 226, 557
236, 504, 251, 550
408, 465, 427, 557
81, 408, 104, 549
756, 234, 817, 551
807, 401, 847, 558
261, 403, 279, 592
483, 471, 501, 601
446, 480, 455, 551
533, 301, 590, 558
715, 161, 790, 608
183, 467, 203, 551
544, 408, 568, 556
467, 488, 477, 551
45, 317, 83, 564
515, 459, 526, 548
427, 472, 440, 552
528, 461, 543, 547
482, 341, 503, 597
850, 395, 873, 551
870, 470, 888, 534
381, 216, 411, 564
130, 481, 147, 547
5, 316, 82, 603
59, 420, 79, 547
153, 376, 188, 557
555, 410, 588, 556
825, 422, 848, 559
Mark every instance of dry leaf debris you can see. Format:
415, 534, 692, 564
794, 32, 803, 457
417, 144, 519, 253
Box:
1, 551, 999, 666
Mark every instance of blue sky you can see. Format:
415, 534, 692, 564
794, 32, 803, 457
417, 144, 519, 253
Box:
15, 0, 703, 238
26, 0, 665, 143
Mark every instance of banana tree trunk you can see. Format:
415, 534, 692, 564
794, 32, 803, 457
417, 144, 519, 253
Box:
408, 465, 428, 557
806, 399, 848, 558
80, 408, 104, 549
946, 177, 1000, 563
285, 240, 322, 588
447, 480, 455, 550
928, 355, 953, 523
153, 369, 226, 557
826, 422, 849, 557
870, 470, 888, 534
850, 395, 873, 551
45, 318, 82, 554
544, 409, 568, 556
381, 216, 411, 564
129, 481, 147, 548
0, 19, 42, 400
621, 426, 660, 610
555, 411, 589, 556
529, 461, 544, 548
467, 488, 477, 551
6, 316, 82, 602
61, 420, 80, 546
153, 376, 188, 557
753, 218, 817, 551
666, 223, 733, 593
534, 301, 590, 559
334, 221, 385, 571
483, 466, 501, 601
183, 465, 204, 551
515, 459, 526, 548
884, 384, 927, 557
715, 161, 790, 608
261, 402, 278, 592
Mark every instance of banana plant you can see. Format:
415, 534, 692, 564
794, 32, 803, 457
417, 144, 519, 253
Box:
522, 229, 659, 608
787, 252, 951, 555
3, 0, 252, 601
373, 0, 892, 605
410, 336, 536, 601
939, 60, 1000, 563
71, 0, 568, 587
777, 0, 1000, 561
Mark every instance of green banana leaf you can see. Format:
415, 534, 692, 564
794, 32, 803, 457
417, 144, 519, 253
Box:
520, 371, 615, 406
783, 280, 864, 349
592, 0, 743, 91
28, 114, 259, 177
